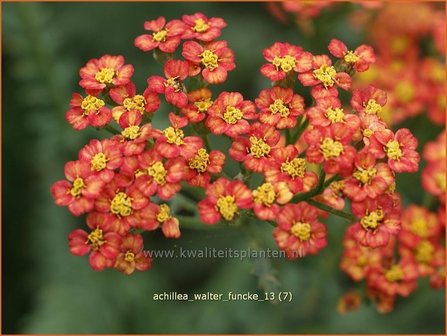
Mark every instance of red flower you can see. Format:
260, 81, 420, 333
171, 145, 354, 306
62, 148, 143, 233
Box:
260, 42, 312, 82
181, 88, 213, 123
368, 128, 420, 173
298, 54, 351, 96
264, 145, 317, 194
343, 152, 394, 202
229, 123, 280, 173
349, 194, 401, 248
134, 16, 185, 53
317, 180, 345, 210
185, 148, 225, 188
273, 203, 327, 258
351, 85, 387, 116
109, 82, 159, 121
252, 182, 292, 221
255, 86, 305, 129
205, 91, 256, 138
141, 203, 181, 238
147, 60, 189, 108
65, 93, 112, 130
182, 40, 235, 84
115, 110, 154, 156
328, 39, 376, 72
198, 178, 253, 224
114, 234, 152, 275
182, 13, 227, 42
79, 55, 134, 92
68, 212, 122, 271
399, 205, 441, 248
78, 138, 123, 182
422, 161, 445, 203
355, 113, 387, 146
51, 161, 104, 216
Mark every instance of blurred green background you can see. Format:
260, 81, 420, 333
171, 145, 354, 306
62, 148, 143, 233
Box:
2, 2, 445, 334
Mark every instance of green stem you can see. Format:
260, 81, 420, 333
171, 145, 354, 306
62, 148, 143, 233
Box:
305, 199, 356, 222
201, 133, 211, 152
285, 129, 292, 145
291, 169, 326, 203
103, 124, 120, 135
290, 116, 309, 144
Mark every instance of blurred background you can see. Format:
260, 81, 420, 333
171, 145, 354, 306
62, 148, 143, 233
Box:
2, 2, 445, 334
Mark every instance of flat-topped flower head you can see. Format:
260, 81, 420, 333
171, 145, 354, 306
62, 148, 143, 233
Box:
182, 13, 227, 41
328, 39, 376, 72
66, 93, 112, 130
134, 16, 185, 53
79, 55, 134, 92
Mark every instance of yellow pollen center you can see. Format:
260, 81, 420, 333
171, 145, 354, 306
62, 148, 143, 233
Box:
200, 50, 219, 71
435, 173, 446, 191
87, 228, 105, 249
124, 250, 135, 262
123, 95, 146, 113
156, 204, 171, 223
395, 81, 414, 103
163, 127, 184, 145
121, 126, 141, 140
353, 167, 377, 184
69, 177, 85, 197
249, 136, 271, 158
357, 255, 368, 267
360, 209, 384, 230
385, 265, 404, 282
363, 128, 374, 138
313, 64, 337, 88
147, 161, 167, 185
194, 98, 213, 112
95, 68, 115, 84
216, 195, 238, 221
152, 29, 168, 42
416, 240, 434, 263
320, 138, 344, 159
81, 95, 105, 114
253, 183, 276, 206
193, 18, 209, 32
188, 148, 209, 173
164, 77, 182, 92
223, 105, 243, 124
272, 55, 296, 73
385, 140, 402, 160
281, 158, 306, 178
91, 153, 108, 171
110, 192, 133, 217
269, 99, 290, 117
291, 222, 311, 241
326, 107, 345, 123
364, 99, 382, 114
410, 218, 428, 238
344, 51, 359, 63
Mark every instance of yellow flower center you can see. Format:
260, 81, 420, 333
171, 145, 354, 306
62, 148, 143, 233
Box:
313, 64, 337, 88
435, 173, 446, 191
364, 99, 382, 114
281, 158, 306, 178
156, 204, 171, 223
353, 167, 377, 184
357, 255, 368, 267
124, 250, 135, 262
395, 81, 414, 103
360, 209, 384, 230
385, 265, 404, 282
416, 240, 434, 264
87, 228, 105, 249
188, 148, 209, 173
249, 136, 271, 158
164, 77, 183, 92
291, 222, 311, 241
121, 126, 141, 140
320, 138, 344, 159
325, 107, 345, 123
216, 195, 238, 221
152, 29, 168, 42
223, 105, 243, 124
110, 192, 133, 217
148, 161, 167, 185
123, 95, 146, 113
343, 51, 359, 63
363, 128, 374, 138
194, 98, 213, 112
69, 177, 85, 197
95, 68, 115, 84
163, 127, 184, 145
272, 55, 296, 73
81, 95, 105, 114
385, 140, 402, 160
91, 153, 108, 171
253, 183, 276, 206
193, 18, 209, 32
200, 50, 219, 71
269, 99, 290, 117
410, 218, 428, 238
